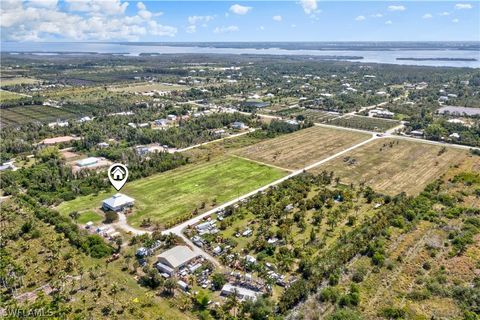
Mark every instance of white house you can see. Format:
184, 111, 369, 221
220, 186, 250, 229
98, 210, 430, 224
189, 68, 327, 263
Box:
221, 284, 261, 301
102, 193, 135, 212
231, 121, 248, 130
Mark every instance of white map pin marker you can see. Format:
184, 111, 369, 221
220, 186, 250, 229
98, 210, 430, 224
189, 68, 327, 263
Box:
108, 163, 129, 191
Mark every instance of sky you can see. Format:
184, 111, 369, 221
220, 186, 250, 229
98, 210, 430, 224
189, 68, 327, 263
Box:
1, 0, 479, 42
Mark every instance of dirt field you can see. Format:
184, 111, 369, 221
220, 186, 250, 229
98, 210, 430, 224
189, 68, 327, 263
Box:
108, 82, 188, 93
312, 138, 473, 195
236, 126, 371, 170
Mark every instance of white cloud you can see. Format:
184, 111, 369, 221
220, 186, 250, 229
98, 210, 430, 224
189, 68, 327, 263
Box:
385, 20, 393, 24
186, 25, 196, 33
2, 0, 23, 10
188, 15, 214, 25
259, 25, 264, 30
388, 5, 406, 11
455, 3, 473, 9
439, 11, 450, 16
137, 2, 146, 11
299, 0, 317, 15
28, 0, 58, 9
371, 13, 383, 18
422, 13, 433, 19
65, 0, 129, 16
355, 15, 366, 21
213, 25, 239, 34
229, 4, 251, 15
273, 15, 282, 22
291, 24, 297, 28
148, 21, 176, 36
1, 0, 177, 41
452, 18, 460, 23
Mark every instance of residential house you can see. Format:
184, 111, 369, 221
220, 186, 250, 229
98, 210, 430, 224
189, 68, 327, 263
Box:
102, 193, 135, 212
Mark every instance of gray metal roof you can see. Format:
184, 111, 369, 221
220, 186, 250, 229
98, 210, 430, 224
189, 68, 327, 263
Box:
102, 193, 134, 209
157, 246, 199, 269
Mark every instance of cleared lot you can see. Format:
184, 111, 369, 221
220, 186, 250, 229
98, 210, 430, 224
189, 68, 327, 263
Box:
236, 126, 371, 170
311, 138, 472, 195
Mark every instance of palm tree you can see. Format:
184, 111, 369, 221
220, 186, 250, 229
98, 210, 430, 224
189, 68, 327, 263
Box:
164, 278, 177, 296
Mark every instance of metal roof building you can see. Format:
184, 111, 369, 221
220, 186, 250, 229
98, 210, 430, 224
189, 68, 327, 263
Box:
76, 157, 99, 167
102, 193, 135, 212
157, 246, 199, 270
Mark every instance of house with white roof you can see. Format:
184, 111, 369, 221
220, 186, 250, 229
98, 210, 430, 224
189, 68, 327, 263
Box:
102, 193, 135, 212
221, 284, 261, 301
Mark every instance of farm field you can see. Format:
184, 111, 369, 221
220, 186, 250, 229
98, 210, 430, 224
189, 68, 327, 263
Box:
236, 126, 371, 170
57, 156, 287, 228
108, 82, 189, 93
0, 89, 28, 103
0, 105, 78, 126
274, 107, 340, 123
0, 77, 39, 86
0, 104, 103, 126
327, 115, 400, 132
311, 138, 475, 195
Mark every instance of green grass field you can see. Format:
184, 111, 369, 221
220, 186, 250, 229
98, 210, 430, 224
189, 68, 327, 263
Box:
77, 211, 103, 224
58, 156, 286, 227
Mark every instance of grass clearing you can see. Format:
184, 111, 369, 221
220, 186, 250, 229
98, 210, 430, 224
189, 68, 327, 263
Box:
312, 138, 472, 195
58, 156, 286, 227
236, 126, 371, 170
0, 105, 77, 126
327, 115, 400, 132
77, 211, 103, 224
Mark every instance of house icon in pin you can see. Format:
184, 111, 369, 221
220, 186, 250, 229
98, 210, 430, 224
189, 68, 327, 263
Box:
111, 166, 125, 180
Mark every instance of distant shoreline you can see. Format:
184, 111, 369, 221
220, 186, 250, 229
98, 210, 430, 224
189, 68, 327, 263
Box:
397, 57, 478, 61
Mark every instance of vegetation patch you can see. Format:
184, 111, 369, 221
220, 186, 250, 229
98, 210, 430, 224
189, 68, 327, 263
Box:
313, 138, 472, 195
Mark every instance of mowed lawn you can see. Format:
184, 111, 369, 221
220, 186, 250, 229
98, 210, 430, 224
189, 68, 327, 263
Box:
236, 126, 371, 170
58, 156, 286, 227
311, 138, 471, 195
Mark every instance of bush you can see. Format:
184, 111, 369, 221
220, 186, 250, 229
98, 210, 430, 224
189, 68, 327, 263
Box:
319, 287, 340, 303
211, 273, 227, 291
372, 252, 385, 266
104, 211, 118, 223
380, 307, 406, 319
352, 267, 367, 283
326, 309, 362, 320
